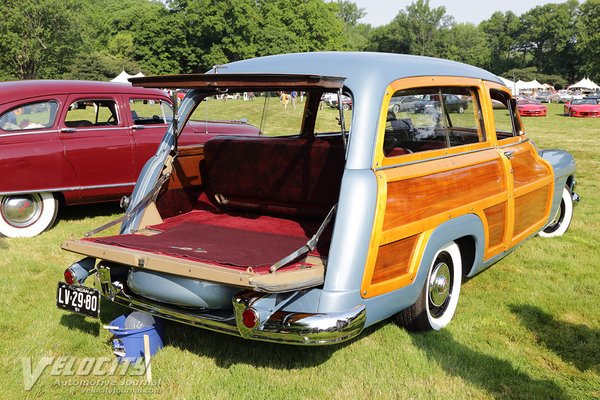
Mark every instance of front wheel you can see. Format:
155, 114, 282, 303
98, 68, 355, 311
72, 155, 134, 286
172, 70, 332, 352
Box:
396, 241, 462, 331
539, 186, 573, 238
0, 192, 58, 237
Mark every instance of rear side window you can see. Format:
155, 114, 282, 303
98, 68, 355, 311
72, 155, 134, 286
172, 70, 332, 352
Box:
64, 99, 119, 128
0, 101, 58, 131
384, 87, 484, 157
130, 98, 173, 125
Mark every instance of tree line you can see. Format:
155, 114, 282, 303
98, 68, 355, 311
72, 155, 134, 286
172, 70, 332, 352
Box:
0, 0, 598, 86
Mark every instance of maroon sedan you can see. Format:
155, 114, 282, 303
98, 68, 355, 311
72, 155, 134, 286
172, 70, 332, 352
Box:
563, 99, 600, 117
516, 99, 547, 117
0, 80, 258, 237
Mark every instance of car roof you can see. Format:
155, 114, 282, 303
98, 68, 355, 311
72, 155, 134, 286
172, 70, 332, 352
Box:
0, 80, 167, 105
220, 52, 505, 94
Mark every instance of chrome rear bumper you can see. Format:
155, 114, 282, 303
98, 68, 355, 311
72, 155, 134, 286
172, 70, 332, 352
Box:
95, 266, 366, 346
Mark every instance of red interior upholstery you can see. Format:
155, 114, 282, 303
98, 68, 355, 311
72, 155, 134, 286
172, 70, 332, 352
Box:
202, 136, 345, 217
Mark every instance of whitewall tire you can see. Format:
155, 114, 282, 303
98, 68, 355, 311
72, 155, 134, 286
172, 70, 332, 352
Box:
397, 241, 462, 331
539, 186, 573, 238
0, 192, 58, 237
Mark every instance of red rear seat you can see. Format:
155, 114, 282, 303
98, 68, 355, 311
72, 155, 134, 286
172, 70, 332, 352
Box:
202, 136, 345, 218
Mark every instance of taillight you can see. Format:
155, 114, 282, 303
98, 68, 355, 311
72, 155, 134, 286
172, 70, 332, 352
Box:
64, 268, 75, 285
242, 308, 259, 329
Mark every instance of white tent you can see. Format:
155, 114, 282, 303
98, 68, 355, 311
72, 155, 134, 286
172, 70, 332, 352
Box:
110, 71, 145, 84
499, 76, 516, 94
542, 83, 554, 91
514, 79, 546, 94
568, 78, 600, 92
110, 70, 134, 84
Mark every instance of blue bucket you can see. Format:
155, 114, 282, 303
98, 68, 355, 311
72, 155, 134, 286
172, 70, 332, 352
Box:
108, 314, 164, 362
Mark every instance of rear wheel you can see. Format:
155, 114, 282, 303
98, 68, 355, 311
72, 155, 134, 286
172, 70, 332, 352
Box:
458, 105, 465, 113
0, 192, 58, 237
396, 242, 462, 331
539, 186, 573, 238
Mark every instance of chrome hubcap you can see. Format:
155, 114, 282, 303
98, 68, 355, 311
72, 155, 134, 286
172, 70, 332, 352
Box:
429, 262, 451, 307
1, 194, 43, 227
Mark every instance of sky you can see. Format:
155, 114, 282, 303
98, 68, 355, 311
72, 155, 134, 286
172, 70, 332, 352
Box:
350, 0, 569, 26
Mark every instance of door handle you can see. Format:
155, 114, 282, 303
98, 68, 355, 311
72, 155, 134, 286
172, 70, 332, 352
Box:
503, 150, 515, 159
131, 125, 146, 130
60, 128, 77, 133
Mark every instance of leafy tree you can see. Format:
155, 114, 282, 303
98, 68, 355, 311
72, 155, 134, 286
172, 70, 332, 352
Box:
333, 0, 371, 50
366, 0, 453, 57
442, 23, 491, 69
479, 11, 521, 75
0, 0, 82, 79
576, 0, 600, 82
168, 0, 346, 71
335, 0, 366, 26
517, 0, 579, 80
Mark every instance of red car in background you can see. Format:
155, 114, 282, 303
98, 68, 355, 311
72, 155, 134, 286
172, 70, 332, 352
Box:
516, 99, 547, 117
564, 99, 600, 117
0, 80, 259, 237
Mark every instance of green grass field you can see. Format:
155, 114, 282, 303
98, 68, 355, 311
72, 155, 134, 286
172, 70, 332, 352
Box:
0, 103, 598, 399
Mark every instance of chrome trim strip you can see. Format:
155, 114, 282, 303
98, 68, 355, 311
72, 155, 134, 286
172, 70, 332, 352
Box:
1, 182, 135, 196
65, 127, 130, 132
0, 129, 58, 137
94, 268, 366, 346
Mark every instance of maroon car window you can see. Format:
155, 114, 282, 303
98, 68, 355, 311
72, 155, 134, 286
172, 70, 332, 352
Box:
64, 100, 119, 128
130, 98, 173, 125
383, 86, 483, 157
0, 101, 58, 132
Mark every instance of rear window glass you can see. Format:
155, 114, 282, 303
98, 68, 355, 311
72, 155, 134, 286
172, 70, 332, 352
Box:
189, 90, 351, 137
130, 98, 173, 125
0, 101, 58, 131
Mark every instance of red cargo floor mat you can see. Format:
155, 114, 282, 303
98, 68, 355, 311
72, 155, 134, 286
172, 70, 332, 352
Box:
85, 210, 331, 273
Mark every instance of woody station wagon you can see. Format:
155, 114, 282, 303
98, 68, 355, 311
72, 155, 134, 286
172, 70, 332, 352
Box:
58, 52, 577, 344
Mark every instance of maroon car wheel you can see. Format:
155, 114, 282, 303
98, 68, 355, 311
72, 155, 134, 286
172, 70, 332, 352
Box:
0, 192, 58, 237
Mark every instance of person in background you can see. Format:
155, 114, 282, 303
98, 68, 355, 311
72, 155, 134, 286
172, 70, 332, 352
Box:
291, 91, 297, 110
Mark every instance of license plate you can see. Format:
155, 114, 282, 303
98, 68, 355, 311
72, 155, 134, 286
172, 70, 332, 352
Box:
56, 282, 100, 318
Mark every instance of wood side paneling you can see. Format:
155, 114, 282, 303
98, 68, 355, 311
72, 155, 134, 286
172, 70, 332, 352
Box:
484, 203, 506, 248
383, 160, 505, 231
513, 187, 550, 236
371, 235, 418, 284
168, 146, 204, 190
511, 148, 550, 189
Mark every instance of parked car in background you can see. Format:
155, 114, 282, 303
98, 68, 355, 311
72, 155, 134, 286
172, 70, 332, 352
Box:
517, 99, 547, 117
534, 92, 552, 103
410, 93, 469, 114
563, 99, 600, 117
59, 52, 577, 346
0, 80, 259, 237
329, 94, 352, 110
388, 95, 421, 113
